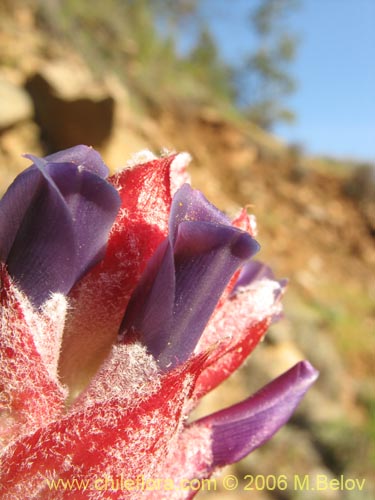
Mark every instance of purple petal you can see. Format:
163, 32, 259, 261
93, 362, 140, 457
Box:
0, 167, 42, 262
44, 161, 120, 281
120, 240, 175, 350
195, 361, 318, 467
232, 260, 288, 303
169, 184, 230, 244
162, 222, 257, 368
234, 261, 275, 289
0, 149, 120, 307
44, 144, 109, 178
1, 165, 77, 307
120, 186, 260, 370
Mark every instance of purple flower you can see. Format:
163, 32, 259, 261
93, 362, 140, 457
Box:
0, 145, 120, 307
120, 184, 260, 370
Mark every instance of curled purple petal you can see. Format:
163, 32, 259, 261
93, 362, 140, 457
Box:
0, 147, 120, 307
44, 144, 109, 178
165, 222, 257, 367
44, 161, 120, 281
195, 361, 318, 467
121, 184, 260, 370
169, 184, 230, 244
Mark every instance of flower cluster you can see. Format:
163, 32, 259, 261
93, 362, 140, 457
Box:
0, 146, 318, 499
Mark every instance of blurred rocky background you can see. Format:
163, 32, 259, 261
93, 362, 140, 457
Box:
0, 1, 374, 499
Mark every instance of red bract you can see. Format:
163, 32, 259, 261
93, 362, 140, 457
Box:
0, 148, 318, 499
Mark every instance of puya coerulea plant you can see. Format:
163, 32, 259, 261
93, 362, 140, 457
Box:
0, 146, 318, 499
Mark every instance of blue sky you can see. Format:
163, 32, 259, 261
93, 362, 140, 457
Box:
192, 0, 375, 162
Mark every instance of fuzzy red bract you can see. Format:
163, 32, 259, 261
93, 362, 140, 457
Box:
59, 155, 178, 390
